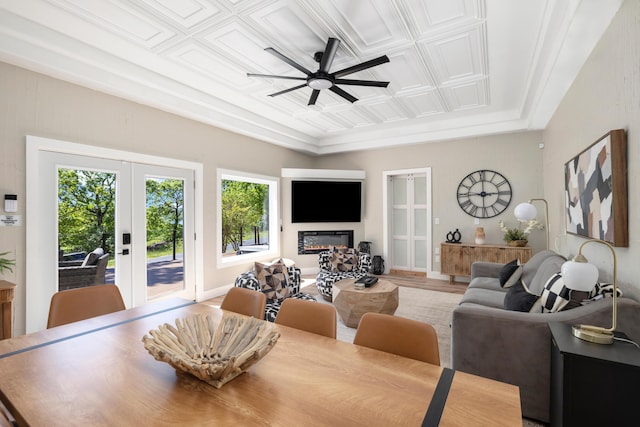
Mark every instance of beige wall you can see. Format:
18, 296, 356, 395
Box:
0, 62, 313, 334
307, 133, 545, 272
543, 0, 640, 299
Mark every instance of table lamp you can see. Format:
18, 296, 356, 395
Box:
514, 198, 549, 249
561, 239, 617, 344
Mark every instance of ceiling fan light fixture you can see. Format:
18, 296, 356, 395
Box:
308, 77, 333, 90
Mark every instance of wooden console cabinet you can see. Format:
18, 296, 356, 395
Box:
440, 242, 532, 284
0, 280, 16, 340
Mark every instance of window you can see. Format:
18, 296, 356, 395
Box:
217, 169, 279, 266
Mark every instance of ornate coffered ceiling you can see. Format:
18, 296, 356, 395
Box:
0, 0, 623, 154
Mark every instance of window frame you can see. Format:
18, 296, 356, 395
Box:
216, 168, 280, 268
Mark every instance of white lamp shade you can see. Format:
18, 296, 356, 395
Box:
561, 260, 599, 291
514, 202, 537, 221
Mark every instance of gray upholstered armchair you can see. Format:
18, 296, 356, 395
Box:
316, 249, 371, 301
58, 248, 110, 291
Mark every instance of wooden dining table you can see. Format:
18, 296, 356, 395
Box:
0, 298, 521, 426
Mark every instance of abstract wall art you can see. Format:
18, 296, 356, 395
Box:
564, 129, 628, 247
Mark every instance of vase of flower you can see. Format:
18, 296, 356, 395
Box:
508, 239, 528, 247
475, 227, 485, 245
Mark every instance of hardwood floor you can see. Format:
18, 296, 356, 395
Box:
377, 273, 468, 294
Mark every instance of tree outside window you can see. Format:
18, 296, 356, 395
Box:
218, 170, 279, 263
221, 179, 269, 254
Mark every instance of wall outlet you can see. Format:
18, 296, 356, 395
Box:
435, 217, 440, 225
474, 218, 479, 224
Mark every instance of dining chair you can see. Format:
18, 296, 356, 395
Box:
353, 312, 440, 365
220, 287, 267, 319
47, 284, 126, 328
274, 298, 337, 339
0, 400, 15, 427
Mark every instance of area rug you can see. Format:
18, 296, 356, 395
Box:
301, 283, 462, 368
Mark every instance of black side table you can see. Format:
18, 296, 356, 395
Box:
549, 322, 640, 427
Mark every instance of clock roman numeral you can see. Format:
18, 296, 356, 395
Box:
495, 197, 509, 207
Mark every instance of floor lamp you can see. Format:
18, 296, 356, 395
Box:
513, 198, 549, 249
561, 239, 618, 344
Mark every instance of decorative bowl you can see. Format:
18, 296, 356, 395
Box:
142, 312, 280, 388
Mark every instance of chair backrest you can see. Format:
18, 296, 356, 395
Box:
353, 312, 440, 365
47, 284, 126, 328
275, 298, 337, 339
93, 253, 110, 284
220, 287, 267, 319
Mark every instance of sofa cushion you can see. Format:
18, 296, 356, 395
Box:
500, 259, 523, 288
459, 288, 506, 309
329, 248, 359, 272
504, 280, 538, 312
81, 248, 104, 267
526, 255, 567, 296
254, 261, 290, 303
521, 250, 560, 288
468, 277, 505, 292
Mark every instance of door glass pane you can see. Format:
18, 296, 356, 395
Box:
145, 177, 185, 299
392, 178, 407, 205
414, 208, 427, 236
392, 239, 408, 267
414, 176, 426, 205
414, 240, 427, 268
392, 208, 407, 235
57, 168, 115, 291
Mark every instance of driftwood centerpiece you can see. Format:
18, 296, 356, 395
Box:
142, 312, 280, 388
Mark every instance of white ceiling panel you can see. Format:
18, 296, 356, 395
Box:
422, 26, 486, 84
49, 0, 176, 48
139, 0, 225, 29
442, 78, 488, 111
404, 0, 483, 38
0, 0, 624, 154
386, 48, 436, 95
402, 90, 447, 117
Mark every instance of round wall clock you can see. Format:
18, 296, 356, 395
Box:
456, 170, 512, 218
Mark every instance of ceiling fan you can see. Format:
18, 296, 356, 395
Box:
247, 37, 390, 105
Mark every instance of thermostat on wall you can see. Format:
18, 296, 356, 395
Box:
4, 195, 17, 213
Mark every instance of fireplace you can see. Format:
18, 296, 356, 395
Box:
298, 230, 354, 254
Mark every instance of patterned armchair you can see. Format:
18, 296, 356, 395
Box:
234, 262, 316, 322
316, 249, 372, 301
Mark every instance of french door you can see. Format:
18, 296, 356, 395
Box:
385, 169, 432, 274
27, 138, 198, 332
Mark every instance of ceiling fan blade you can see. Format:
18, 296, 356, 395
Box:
319, 38, 340, 73
269, 83, 308, 97
247, 73, 307, 81
265, 47, 312, 75
334, 79, 389, 87
329, 86, 358, 103
333, 55, 390, 78
308, 90, 320, 105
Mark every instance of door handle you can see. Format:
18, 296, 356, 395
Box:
117, 249, 130, 255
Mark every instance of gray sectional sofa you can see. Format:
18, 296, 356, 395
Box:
451, 250, 640, 423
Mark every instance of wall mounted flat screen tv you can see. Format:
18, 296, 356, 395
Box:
291, 180, 362, 223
